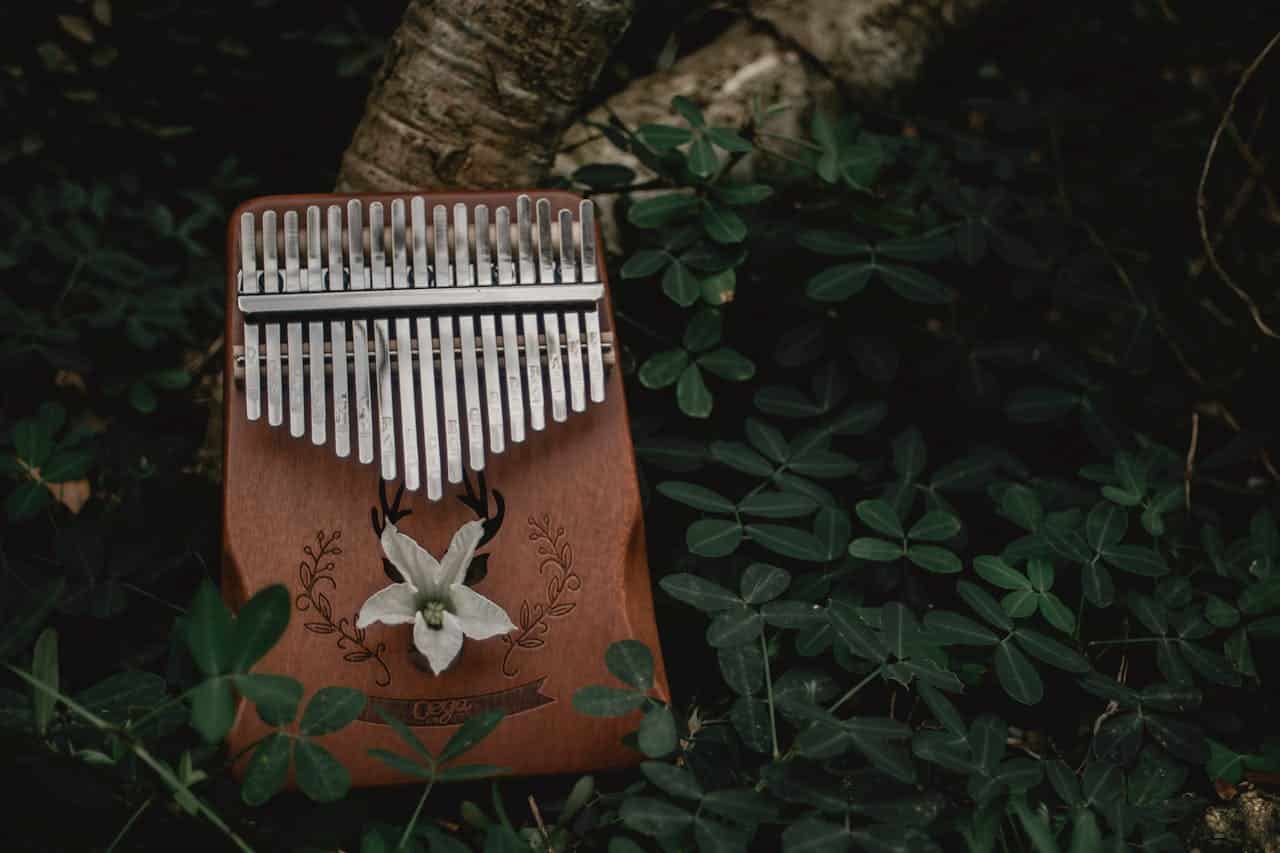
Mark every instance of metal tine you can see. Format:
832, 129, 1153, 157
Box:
495, 206, 525, 443
262, 211, 283, 426
558, 208, 586, 413
411, 197, 442, 499
305, 207, 327, 446
369, 202, 397, 481
433, 204, 463, 484
347, 200, 375, 465
391, 200, 420, 490
454, 203, 485, 472
325, 206, 351, 458
516, 195, 545, 431
536, 198, 568, 422
239, 213, 261, 421
580, 200, 606, 403
473, 205, 504, 456
283, 211, 305, 438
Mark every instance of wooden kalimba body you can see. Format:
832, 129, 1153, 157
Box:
222, 191, 667, 784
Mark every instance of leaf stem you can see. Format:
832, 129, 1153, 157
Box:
106, 796, 153, 853
760, 631, 780, 760
398, 773, 436, 850
828, 666, 882, 714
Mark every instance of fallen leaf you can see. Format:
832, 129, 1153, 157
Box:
55, 369, 86, 392
47, 479, 91, 514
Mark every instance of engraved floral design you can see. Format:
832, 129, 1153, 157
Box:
295, 529, 392, 686
500, 514, 582, 677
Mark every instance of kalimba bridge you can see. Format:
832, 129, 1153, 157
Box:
233, 194, 613, 500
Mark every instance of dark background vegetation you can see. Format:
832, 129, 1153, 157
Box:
1, 0, 1277, 850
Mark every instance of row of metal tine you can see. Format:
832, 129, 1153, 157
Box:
237, 195, 605, 499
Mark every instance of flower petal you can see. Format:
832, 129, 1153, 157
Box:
356, 582, 419, 628
438, 520, 485, 589
381, 522, 441, 595
413, 611, 464, 676
451, 584, 516, 640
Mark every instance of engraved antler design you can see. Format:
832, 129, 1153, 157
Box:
371, 478, 413, 582
456, 470, 505, 585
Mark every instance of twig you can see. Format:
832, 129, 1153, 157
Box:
1195, 30, 1280, 339
528, 795, 553, 852
1185, 412, 1200, 512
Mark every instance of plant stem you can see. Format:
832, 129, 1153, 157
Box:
7, 666, 255, 853
106, 796, 153, 853
828, 666, 882, 714
398, 774, 436, 850
760, 631, 780, 760
1087, 637, 1159, 647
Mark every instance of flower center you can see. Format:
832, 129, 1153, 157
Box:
422, 600, 446, 629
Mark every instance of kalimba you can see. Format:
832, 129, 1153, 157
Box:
222, 191, 667, 784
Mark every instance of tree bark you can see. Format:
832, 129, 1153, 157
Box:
336, 0, 633, 192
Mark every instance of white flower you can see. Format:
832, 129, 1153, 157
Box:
357, 520, 516, 675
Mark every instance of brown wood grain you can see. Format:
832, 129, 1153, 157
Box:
222, 190, 668, 786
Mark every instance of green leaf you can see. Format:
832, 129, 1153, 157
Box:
636, 124, 694, 151
620, 796, 692, 836
731, 696, 774, 753
1002, 588, 1038, 618
806, 263, 873, 302
1014, 628, 1089, 672
229, 584, 291, 673
707, 606, 763, 647
906, 544, 962, 574
620, 249, 671, 278
440, 708, 504, 763
909, 511, 961, 542
975, 555, 1030, 590
367, 748, 431, 779
1103, 545, 1168, 577
435, 764, 503, 783
5, 481, 52, 521
706, 127, 752, 152
848, 537, 903, 562
740, 563, 791, 604
638, 349, 689, 389
1027, 559, 1054, 591
1000, 485, 1043, 531
572, 685, 645, 717
294, 740, 351, 802
606, 640, 655, 690
718, 643, 764, 696
959, 580, 1013, 631
744, 418, 788, 462
1006, 387, 1079, 423
688, 136, 718, 178
31, 629, 58, 736
1086, 502, 1128, 551
640, 761, 703, 800
129, 380, 158, 414
233, 673, 302, 727
994, 641, 1043, 705
1206, 739, 1249, 784
828, 600, 887, 662
686, 518, 743, 557
717, 183, 772, 205
683, 309, 722, 352
738, 491, 816, 519
241, 732, 292, 806
671, 95, 705, 128
1039, 593, 1076, 633
638, 705, 678, 757
702, 204, 746, 243
187, 580, 235, 677
189, 676, 236, 743
1082, 560, 1115, 608
42, 449, 92, 483
746, 524, 828, 561
698, 348, 755, 381
657, 481, 734, 513
1205, 595, 1239, 628
699, 268, 737, 305
923, 610, 999, 646
754, 386, 823, 418
300, 686, 366, 737
878, 263, 951, 303
662, 260, 699, 306
782, 817, 848, 853
877, 232, 953, 262
855, 499, 903, 538
711, 439, 774, 474
660, 574, 739, 611
373, 706, 434, 763
677, 364, 713, 419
